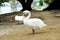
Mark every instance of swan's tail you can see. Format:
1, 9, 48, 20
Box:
44, 24, 47, 26
39, 24, 47, 28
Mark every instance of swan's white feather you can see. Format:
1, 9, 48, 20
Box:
24, 18, 46, 29
15, 15, 25, 21
23, 10, 47, 29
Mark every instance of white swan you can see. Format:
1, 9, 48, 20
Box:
15, 15, 25, 24
23, 10, 47, 34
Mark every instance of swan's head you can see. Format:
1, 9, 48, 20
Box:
23, 10, 31, 14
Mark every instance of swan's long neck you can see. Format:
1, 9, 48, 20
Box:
24, 12, 31, 23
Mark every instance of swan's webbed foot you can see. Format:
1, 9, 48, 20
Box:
32, 29, 35, 34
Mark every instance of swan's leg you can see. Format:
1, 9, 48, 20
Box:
32, 29, 35, 34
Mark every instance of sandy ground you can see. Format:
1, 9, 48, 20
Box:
0, 10, 60, 40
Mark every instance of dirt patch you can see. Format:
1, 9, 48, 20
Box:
0, 10, 60, 40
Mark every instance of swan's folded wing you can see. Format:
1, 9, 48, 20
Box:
26, 18, 46, 27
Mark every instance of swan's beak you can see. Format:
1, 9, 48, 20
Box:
23, 11, 28, 16
22, 11, 25, 15
23, 12, 27, 14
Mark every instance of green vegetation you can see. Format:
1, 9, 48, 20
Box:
39, 0, 43, 6
0, 0, 54, 6
0, 0, 9, 6
39, 0, 54, 6
44, 0, 53, 4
